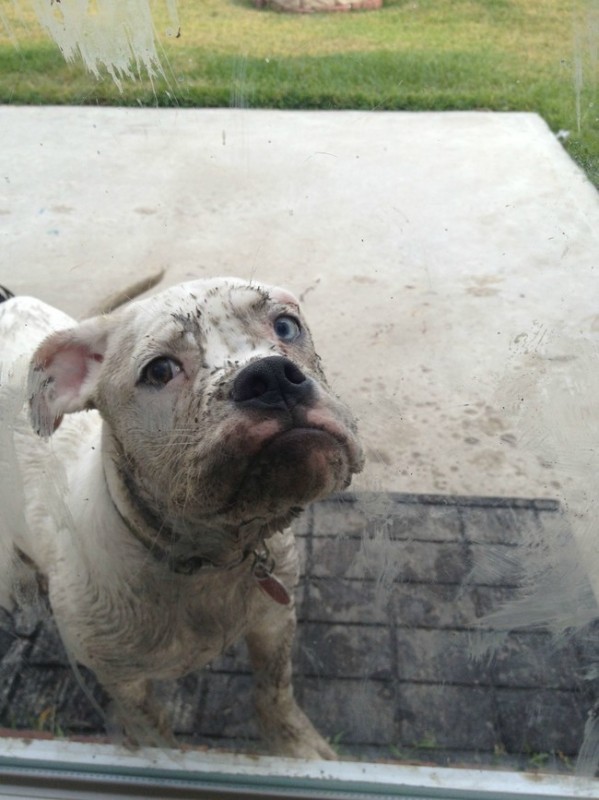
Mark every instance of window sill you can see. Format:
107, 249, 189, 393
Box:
0, 736, 597, 800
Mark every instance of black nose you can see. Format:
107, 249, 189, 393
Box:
231, 356, 313, 411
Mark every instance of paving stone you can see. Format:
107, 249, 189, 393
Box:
0, 638, 33, 719
393, 582, 479, 628
27, 619, 68, 666
304, 577, 390, 624
396, 629, 495, 686
461, 506, 538, 545
392, 583, 522, 629
300, 677, 398, 745
0, 491, 594, 765
380, 502, 462, 542
489, 633, 583, 690
470, 585, 526, 620
296, 623, 392, 679
197, 673, 259, 740
0, 610, 15, 659
313, 495, 462, 541
311, 536, 471, 583
464, 543, 525, 587
398, 685, 497, 751
292, 582, 307, 615
495, 689, 589, 755
295, 535, 308, 577
7, 666, 104, 732
394, 541, 472, 585
56, 670, 106, 732
570, 620, 599, 664
535, 508, 572, 541
312, 499, 369, 537
309, 534, 363, 578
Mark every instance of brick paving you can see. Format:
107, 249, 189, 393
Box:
0, 492, 595, 769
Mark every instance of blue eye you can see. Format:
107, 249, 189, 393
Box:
274, 315, 301, 342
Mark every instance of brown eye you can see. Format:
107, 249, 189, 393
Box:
140, 357, 182, 387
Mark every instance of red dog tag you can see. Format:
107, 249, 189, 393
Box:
254, 563, 291, 605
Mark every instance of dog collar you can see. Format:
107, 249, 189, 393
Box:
113, 495, 291, 602
101, 440, 292, 601
116, 505, 290, 603
109, 494, 248, 575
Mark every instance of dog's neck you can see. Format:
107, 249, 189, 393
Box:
100, 427, 300, 576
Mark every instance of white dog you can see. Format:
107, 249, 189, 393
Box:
0, 278, 363, 758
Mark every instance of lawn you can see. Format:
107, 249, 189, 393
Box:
0, 0, 597, 185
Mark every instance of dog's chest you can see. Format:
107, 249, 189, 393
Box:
67, 565, 277, 681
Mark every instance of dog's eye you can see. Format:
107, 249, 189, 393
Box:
140, 357, 182, 387
274, 315, 301, 343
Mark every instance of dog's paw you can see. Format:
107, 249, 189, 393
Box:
259, 700, 337, 760
105, 681, 177, 750
275, 732, 337, 761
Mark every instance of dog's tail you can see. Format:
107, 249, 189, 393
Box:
85, 268, 165, 318
0, 285, 14, 303
0, 271, 165, 315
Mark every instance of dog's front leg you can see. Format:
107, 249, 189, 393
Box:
104, 677, 176, 748
246, 607, 336, 760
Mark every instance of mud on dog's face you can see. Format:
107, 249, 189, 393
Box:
30, 279, 364, 526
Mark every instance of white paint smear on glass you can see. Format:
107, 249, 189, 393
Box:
28, 0, 179, 86
495, 327, 599, 621
466, 326, 599, 774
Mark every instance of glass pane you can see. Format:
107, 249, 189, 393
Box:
1, 1, 598, 794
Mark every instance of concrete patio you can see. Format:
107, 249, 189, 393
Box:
1, 106, 599, 770
1, 107, 598, 502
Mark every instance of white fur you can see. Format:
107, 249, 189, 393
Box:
0, 278, 363, 757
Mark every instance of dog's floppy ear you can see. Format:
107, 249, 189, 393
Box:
28, 317, 111, 438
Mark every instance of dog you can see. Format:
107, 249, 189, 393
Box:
0, 277, 363, 758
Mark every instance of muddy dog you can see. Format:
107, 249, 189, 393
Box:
0, 278, 363, 758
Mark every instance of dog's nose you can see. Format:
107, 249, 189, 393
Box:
231, 356, 313, 411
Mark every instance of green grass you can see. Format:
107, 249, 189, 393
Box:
0, 0, 597, 184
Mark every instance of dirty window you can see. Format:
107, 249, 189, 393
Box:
0, 2, 598, 797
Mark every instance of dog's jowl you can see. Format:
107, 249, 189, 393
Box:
0, 278, 363, 758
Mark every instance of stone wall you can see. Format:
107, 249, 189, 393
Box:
254, 0, 382, 13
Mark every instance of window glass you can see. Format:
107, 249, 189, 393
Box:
1, 1, 598, 795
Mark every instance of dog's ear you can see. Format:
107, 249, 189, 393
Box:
28, 317, 111, 438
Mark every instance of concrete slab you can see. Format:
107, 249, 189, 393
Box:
4, 107, 599, 778
2, 106, 598, 504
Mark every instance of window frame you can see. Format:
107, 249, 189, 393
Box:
0, 736, 597, 800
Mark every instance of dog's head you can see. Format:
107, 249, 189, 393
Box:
28, 279, 364, 547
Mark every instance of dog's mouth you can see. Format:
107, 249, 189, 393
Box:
266, 424, 361, 478
235, 406, 363, 473
260, 425, 344, 463
225, 419, 360, 518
